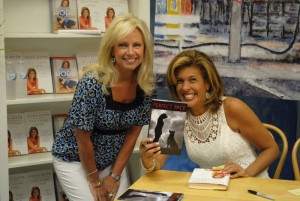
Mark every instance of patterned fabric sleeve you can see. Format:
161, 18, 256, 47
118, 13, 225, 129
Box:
69, 76, 103, 131
136, 92, 157, 126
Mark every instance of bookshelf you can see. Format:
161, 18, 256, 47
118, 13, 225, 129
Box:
1, 0, 149, 200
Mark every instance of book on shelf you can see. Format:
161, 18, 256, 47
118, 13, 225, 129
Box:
118, 189, 184, 201
51, 56, 79, 94
52, 114, 68, 135
24, 110, 54, 154
53, 172, 70, 201
188, 168, 230, 191
5, 52, 27, 99
76, 0, 129, 32
50, 0, 79, 33
9, 173, 29, 201
147, 99, 187, 155
7, 113, 28, 156
76, 52, 99, 79
27, 169, 56, 201
23, 53, 54, 95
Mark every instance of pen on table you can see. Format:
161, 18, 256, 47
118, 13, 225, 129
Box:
248, 190, 275, 200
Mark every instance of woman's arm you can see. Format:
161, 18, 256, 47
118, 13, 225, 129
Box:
223, 97, 279, 178
139, 138, 168, 172
75, 127, 106, 201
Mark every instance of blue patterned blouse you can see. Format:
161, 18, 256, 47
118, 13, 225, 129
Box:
52, 75, 153, 171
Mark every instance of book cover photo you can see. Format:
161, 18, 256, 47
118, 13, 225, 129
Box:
9, 173, 29, 201
51, 0, 78, 33
7, 113, 28, 156
76, 52, 99, 79
76, 0, 128, 32
23, 53, 54, 95
51, 56, 79, 93
188, 168, 230, 191
24, 110, 54, 154
118, 188, 184, 201
148, 99, 187, 155
52, 114, 68, 135
27, 169, 56, 201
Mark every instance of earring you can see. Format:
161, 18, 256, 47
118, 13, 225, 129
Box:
205, 91, 210, 100
111, 56, 116, 63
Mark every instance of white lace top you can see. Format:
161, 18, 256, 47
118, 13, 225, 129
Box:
184, 99, 269, 178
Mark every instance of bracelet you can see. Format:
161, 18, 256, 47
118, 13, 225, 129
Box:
88, 180, 102, 188
87, 169, 98, 177
140, 158, 155, 173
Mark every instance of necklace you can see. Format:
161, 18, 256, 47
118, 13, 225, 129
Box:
187, 110, 219, 143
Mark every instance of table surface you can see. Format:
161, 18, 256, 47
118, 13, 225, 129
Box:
120, 170, 300, 201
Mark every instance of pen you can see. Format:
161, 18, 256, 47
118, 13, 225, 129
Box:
248, 190, 275, 200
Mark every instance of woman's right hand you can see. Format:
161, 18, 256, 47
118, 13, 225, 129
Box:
89, 182, 107, 201
139, 138, 161, 167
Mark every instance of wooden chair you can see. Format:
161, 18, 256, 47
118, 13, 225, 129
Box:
292, 138, 300, 180
263, 123, 288, 179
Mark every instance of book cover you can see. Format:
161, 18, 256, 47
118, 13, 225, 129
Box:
24, 110, 54, 154
53, 172, 70, 201
118, 189, 184, 201
76, 52, 98, 79
9, 173, 29, 201
51, 0, 78, 33
5, 52, 27, 99
23, 53, 54, 95
27, 169, 56, 201
76, 0, 129, 32
7, 113, 28, 156
52, 114, 68, 134
148, 99, 187, 155
51, 56, 79, 93
188, 168, 230, 190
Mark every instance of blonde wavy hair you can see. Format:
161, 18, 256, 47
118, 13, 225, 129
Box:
166, 50, 224, 113
83, 13, 155, 95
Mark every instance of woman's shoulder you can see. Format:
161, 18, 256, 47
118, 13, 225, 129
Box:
223, 96, 248, 114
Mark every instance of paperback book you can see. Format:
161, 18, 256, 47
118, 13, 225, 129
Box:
5, 52, 26, 99
52, 114, 68, 134
148, 99, 187, 155
76, 0, 129, 32
7, 113, 28, 156
23, 53, 54, 95
51, 56, 79, 93
9, 173, 29, 201
188, 168, 230, 190
24, 110, 54, 154
118, 188, 184, 201
50, 0, 79, 33
76, 52, 99, 79
27, 169, 56, 201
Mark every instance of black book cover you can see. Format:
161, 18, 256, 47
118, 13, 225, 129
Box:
148, 99, 187, 155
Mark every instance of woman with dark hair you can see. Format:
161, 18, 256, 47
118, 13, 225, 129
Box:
27, 127, 48, 153
27, 68, 46, 95
29, 186, 42, 201
105, 7, 115, 29
79, 7, 97, 30
140, 50, 279, 179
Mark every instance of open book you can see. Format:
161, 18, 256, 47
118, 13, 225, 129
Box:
188, 168, 230, 190
118, 189, 183, 201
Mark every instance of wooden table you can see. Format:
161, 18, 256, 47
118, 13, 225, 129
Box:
120, 170, 300, 201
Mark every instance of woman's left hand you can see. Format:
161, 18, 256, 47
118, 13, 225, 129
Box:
101, 175, 120, 201
223, 161, 250, 178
